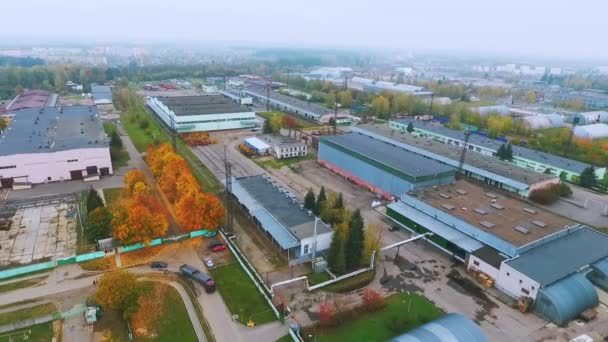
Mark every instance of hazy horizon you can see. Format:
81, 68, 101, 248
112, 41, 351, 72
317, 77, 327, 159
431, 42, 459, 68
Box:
2, 0, 607, 62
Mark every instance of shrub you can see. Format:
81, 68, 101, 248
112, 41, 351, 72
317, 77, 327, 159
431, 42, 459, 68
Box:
318, 301, 335, 327
362, 288, 386, 312
139, 119, 149, 129
559, 182, 573, 197
529, 183, 560, 204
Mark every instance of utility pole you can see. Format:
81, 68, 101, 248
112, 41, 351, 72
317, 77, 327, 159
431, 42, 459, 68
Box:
224, 145, 234, 234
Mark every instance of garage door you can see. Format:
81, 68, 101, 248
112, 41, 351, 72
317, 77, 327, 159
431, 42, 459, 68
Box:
0, 178, 14, 188
70, 170, 83, 180
86, 166, 98, 175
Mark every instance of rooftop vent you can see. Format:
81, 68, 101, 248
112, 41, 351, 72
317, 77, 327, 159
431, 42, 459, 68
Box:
485, 192, 498, 199
474, 208, 488, 215
441, 204, 455, 210
456, 189, 468, 195
491, 203, 504, 210
531, 220, 547, 228
480, 221, 495, 229
514, 226, 530, 234
522, 207, 537, 214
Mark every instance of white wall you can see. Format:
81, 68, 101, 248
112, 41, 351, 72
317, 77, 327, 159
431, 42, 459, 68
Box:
0, 147, 113, 185
495, 262, 540, 300
467, 254, 500, 280
274, 144, 307, 159
300, 230, 333, 256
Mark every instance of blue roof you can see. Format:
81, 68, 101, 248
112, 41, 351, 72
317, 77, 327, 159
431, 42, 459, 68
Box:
534, 273, 598, 326
389, 313, 487, 342
91, 85, 112, 101
587, 257, 608, 292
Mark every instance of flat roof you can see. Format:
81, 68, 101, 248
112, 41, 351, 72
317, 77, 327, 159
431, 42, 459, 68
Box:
91, 85, 112, 101
506, 227, 608, 286
6, 90, 57, 111
321, 133, 454, 180
156, 95, 252, 116
244, 84, 332, 117
0, 106, 108, 155
244, 137, 271, 151
411, 180, 576, 247
354, 124, 555, 188
394, 118, 594, 173
471, 245, 507, 269
236, 175, 330, 240
257, 134, 306, 148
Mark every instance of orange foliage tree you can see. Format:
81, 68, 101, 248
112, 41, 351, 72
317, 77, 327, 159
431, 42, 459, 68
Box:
180, 132, 215, 146
112, 199, 168, 245
175, 191, 225, 232
124, 170, 148, 198
361, 288, 386, 312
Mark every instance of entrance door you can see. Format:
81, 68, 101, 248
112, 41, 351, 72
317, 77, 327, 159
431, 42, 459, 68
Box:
0, 178, 14, 188
99, 167, 110, 176
70, 170, 83, 180
86, 166, 98, 175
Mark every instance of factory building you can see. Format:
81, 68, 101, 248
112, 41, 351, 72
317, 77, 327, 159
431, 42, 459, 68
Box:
244, 135, 308, 159
318, 133, 455, 199
146, 95, 256, 132
352, 124, 557, 197
0, 106, 112, 188
91, 85, 113, 105
6, 90, 57, 112
385, 179, 608, 325
230, 175, 332, 264
244, 84, 332, 122
520, 114, 564, 130
389, 118, 605, 182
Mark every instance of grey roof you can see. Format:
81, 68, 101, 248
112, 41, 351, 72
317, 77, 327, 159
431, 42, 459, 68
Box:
471, 245, 507, 269
321, 133, 454, 179
244, 84, 332, 118
0, 106, 109, 156
389, 313, 487, 342
157, 95, 251, 116
234, 175, 330, 245
394, 118, 594, 173
506, 227, 608, 286
91, 85, 112, 101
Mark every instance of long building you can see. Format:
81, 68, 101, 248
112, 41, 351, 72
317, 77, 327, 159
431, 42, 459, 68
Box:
352, 124, 557, 197
389, 118, 606, 182
6, 90, 57, 112
318, 132, 455, 198
146, 95, 256, 132
244, 84, 332, 122
91, 85, 113, 105
0, 106, 112, 188
386, 179, 608, 325
230, 175, 332, 264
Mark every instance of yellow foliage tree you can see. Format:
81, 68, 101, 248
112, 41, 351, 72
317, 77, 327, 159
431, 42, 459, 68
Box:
131, 182, 150, 198
175, 191, 225, 232
112, 201, 168, 245
95, 270, 141, 319
362, 224, 383, 265
124, 170, 146, 197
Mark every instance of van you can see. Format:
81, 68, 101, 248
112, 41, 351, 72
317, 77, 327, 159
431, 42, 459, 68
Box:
180, 264, 216, 293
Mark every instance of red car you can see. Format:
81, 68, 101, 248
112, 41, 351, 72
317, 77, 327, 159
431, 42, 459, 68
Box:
211, 244, 226, 252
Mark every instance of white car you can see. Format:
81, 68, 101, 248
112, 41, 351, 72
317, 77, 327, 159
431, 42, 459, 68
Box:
203, 257, 214, 268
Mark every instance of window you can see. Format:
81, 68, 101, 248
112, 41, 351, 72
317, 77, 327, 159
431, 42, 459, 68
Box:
67, 159, 78, 163
519, 280, 522, 284
506, 272, 510, 276
521, 288, 530, 295
303, 244, 309, 254
0, 165, 16, 169
47, 177, 51, 181
473, 260, 480, 266
531, 286, 535, 290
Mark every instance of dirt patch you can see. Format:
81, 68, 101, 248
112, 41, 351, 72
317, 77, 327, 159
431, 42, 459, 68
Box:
392, 255, 438, 283
446, 269, 498, 324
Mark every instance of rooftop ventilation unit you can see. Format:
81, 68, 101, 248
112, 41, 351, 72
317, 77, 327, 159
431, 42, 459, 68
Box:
522, 207, 537, 214
479, 221, 495, 229
514, 226, 530, 234
474, 208, 488, 215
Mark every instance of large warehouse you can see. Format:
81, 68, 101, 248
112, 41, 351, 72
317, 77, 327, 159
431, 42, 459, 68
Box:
230, 175, 332, 264
386, 179, 608, 325
352, 124, 557, 197
146, 95, 256, 132
91, 85, 113, 105
390, 118, 606, 182
244, 84, 332, 122
6, 90, 57, 112
318, 133, 455, 199
0, 106, 112, 187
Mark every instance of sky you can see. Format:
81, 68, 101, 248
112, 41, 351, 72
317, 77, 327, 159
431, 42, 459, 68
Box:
2, 0, 607, 60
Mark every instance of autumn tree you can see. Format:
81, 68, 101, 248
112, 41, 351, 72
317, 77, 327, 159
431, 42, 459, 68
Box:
87, 207, 112, 242
270, 115, 283, 133
304, 189, 316, 211
361, 288, 386, 312
175, 191, 225, 232
112, 200, 168, 245
337, 90, 352, 108
346, 210, 365, 270
362, 224, 382, 265
526, 91, 537, 103
95, 270, 142, 319
124, 170, 147, 198
371, 96, 390, 118
318, 300, 335, 327
87, 187, 105, 212
283, 116, 298, 130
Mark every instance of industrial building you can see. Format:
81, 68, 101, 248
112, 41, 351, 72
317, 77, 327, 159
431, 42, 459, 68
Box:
244, 135, 308, 159
146, 95, 256, 132
244, 84, 333, 122
0, 106, 112, 188
91, 85, 113, 105
389, 313, 487, 342
230, 175, 332, 264
318, 132, 455, 199
573, 111, 608, 125
520, 114, 564, 130
573, 123, 608, 140
386, 179, 608, 325
352, 124, 557, 197
553, 90, 608, 109
6, 90, 57, 112
389, 118, 606, 182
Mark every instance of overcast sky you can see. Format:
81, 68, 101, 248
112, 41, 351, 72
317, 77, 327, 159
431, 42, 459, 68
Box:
2, 0, 607, 60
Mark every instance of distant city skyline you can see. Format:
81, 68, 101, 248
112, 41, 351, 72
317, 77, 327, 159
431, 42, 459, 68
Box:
1, 0, 607, 62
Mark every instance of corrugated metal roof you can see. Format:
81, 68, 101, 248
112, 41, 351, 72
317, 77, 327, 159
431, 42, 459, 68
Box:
574, 123, 608, 139
506, 227, 608, 286
244, 85, 330, 118
91, 85, 112, 102
244, 137, 271, 151
389, 313, 487, 342
534, 273, 598, 326
588, 257, 608, 292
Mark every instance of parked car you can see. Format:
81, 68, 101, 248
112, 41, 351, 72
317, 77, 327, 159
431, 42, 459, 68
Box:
211, 244, 226, 252
203, 257, 214, 268
179, 264, 216, 293
208, 242, 224, 249
150, 261, 168, 269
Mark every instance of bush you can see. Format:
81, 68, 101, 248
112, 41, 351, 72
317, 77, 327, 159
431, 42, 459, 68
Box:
139, 119, 149, 129
559, 182, 573, 197
529, 183, 560, 204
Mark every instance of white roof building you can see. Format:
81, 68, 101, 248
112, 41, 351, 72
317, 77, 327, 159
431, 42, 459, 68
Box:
573, 124, 608, 140
521, 114, 564, 130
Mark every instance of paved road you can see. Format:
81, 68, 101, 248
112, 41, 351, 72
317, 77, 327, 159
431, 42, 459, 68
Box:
169, 281, 207, 342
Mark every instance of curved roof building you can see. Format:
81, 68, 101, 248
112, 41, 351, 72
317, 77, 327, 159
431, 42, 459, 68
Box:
389, 313, 487, 342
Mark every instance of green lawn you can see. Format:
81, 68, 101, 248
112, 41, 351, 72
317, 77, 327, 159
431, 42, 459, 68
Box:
103, 122, 130, 168
0, 303, 57, 326
103, 187, 124, 207
255, 153, 315, 169
304, 293, 443, 342
275, 334, 294, 342
257, 111, 319, 129
0, 322, 55, 342
121, 108, 169, 153
0, 276, 46, 294
307, 272, 332, 286
139, 283, 197, 342
209, 263, 276, 325
323, 271, 375, 293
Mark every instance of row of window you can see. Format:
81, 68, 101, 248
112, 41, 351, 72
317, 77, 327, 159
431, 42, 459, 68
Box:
280, 146, 305, 153
0, 165, 16, 169
179, 117, 254, 124
67, 159, 78, 163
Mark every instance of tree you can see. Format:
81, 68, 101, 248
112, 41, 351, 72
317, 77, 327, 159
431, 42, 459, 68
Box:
496, 144, 506, 160
346, 210, 365, 270
124, 170, 147, 197
327, 224, 347, 274
87, 187, 105, 212
526, 91, 537, 103
361, 288, 386, 312
505, 143, 513, 161
371, 96, 390, 118
87, 207, 112, 242
131, 182, 150, 199
95, 270, 141, 319
318, 300, 335, 327
270, 115, 283, 133
112, 200, 168, 245
304, 189, 316, 211
283, 116, 298, 130
175, 191, 225, 232
362, 224, 382, 265
262, 119, 272, 134
406, 121, 414, 133
334, 193, 344, 209
329, 117, 336, 127
337, 90, 352, 108
579, 166, 598, 188
325, 92, 336, 108
314, 186, 327, 215
13, 84, 23, 96
110, 129, 123, 149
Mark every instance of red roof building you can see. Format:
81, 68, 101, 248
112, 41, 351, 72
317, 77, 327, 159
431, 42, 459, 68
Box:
6, 90, 58, 111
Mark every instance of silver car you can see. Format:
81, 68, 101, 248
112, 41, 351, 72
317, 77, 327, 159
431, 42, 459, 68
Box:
203, 257, 214, 268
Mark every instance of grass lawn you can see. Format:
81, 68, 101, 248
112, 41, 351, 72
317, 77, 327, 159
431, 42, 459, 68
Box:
176, 277, 215, 342
307, 272, 332, 286
275, 334, 293, 342
0, 322, 55, 342
209, 263, 276, 325
138, 283, 197, 342
255, 153, 315, 169
257, 111, 319, 129
103, 122, 130, 168
0, 276, 46, 294
121, 109, 169, 153
103, 187, 124, 207
323, 271, 375, 293
305, 293, 443, 342
0, 303, 57, 326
